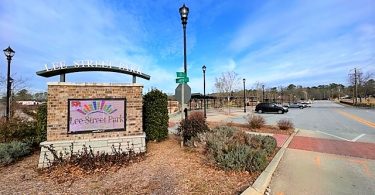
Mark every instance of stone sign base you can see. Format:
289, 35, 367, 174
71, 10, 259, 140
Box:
38, 133, 146, 168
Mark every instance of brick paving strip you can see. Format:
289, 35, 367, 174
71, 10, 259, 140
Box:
289, 136, 375, 160
273, 134, 289, 147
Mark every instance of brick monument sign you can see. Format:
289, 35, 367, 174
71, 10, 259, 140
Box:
36, 61, 150, 167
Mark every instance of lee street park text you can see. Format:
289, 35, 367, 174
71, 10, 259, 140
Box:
69, 115, 125, 125
44, 60, 142, 74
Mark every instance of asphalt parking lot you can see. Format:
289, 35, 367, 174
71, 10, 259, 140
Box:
225, 100, 375, 144
265, 101, 375, 195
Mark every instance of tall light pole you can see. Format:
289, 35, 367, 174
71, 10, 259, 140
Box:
202, 65, 206, 118
179, 4, 189, 74
243, 78, 246, 113
179, 4, 189, 120
3, 46, 15, 122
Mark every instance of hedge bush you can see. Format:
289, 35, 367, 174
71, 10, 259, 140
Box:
143, 89, 169, 141
0, 117, 36, 143
36, 104, 47, 143
177, 112, 209, 143
0, 141, 32, 166
206, 126, 277, 172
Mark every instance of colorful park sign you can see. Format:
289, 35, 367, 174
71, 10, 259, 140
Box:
68, 98, 126, 133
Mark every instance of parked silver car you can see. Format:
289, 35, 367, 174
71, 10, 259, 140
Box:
289, 103, 304, 109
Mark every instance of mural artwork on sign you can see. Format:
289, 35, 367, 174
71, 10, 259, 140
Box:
68, 99, 126, 133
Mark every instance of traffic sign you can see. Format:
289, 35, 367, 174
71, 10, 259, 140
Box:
175, 84, 191, 104
176, 72, 186, 78
176, 77, 189, 84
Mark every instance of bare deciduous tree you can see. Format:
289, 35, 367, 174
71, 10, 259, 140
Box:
0, 74, 28, 100
214, 71, 239, 113
348, 69, 374, 103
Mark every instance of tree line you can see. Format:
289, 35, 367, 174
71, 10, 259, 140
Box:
213, 70, 374, 105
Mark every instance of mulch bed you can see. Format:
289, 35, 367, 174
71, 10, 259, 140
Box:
207, 121, 294, 135
0, 135, 260, 194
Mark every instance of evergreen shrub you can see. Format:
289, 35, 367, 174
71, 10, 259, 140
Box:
36, 104, 47, 143
143, 89, 169, 141
0, 141, 32, 166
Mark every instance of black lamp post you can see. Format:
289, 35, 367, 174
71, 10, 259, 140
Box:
202, 65, 206, 118
243, 78, 246, 113
3, 46, 15, 122
179, 4, 189, 74
262, 84, 265, 102
179, 4, 189, 121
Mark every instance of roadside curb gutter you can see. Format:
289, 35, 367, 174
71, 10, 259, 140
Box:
241, 129, 299, 195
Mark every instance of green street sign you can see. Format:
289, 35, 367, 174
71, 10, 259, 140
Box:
176, 72, 186, 78
176, 77, 189, 84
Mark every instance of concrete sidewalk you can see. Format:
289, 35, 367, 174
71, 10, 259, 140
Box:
269, 131, 375, 195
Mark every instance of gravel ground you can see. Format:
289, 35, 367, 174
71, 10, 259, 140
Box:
0, 135, 256, 194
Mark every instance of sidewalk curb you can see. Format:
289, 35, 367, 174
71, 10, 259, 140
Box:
241, 129, 299, 195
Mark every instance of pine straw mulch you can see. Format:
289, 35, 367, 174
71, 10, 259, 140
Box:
0, 135, 257, 194
207, 121, 294, 135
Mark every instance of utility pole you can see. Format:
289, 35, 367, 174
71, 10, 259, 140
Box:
358, 70, 362, 103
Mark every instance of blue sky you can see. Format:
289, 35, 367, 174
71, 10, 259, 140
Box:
0, 0, 374, 95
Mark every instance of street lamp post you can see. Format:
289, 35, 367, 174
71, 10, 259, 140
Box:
179, 4, 189, 120
9, 77, 13, 117
3, 46, 15, 122
202, 65, 206, 118
179, 4, 189, 74
243, 78, 246, 113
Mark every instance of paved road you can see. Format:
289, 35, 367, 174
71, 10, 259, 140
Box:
225, 100, 375, 144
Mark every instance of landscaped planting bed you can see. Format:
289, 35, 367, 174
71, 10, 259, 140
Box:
208, 121, 294, 135
0, 134, 276, 194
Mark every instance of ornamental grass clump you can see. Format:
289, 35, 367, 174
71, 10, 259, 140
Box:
42, 143, 145, 172
277, 119, 294, 130
205, 126, 277, 172
247, 114, 266, 129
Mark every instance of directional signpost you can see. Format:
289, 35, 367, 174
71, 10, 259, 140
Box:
175, 72, 191, 120
176, 72, 189, 84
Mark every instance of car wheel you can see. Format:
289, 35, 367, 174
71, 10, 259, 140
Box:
258, 110, 263, 113
278, 110, 283, 114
